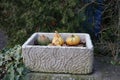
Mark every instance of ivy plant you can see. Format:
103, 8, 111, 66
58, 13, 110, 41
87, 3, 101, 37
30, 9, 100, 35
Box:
0, 45, 29, 80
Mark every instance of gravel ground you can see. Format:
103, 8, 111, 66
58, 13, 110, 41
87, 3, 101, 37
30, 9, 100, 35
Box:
0, 31, 7, 50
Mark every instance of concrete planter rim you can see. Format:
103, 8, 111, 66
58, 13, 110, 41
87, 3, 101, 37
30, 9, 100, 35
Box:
22, 32, 93, 50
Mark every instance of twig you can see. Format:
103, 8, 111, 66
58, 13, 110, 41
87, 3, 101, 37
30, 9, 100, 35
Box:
78, 2, 93, 13
101, 0, 113, 15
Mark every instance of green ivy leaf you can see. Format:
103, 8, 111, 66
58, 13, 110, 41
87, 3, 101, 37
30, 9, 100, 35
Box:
3, 74, 10, 80
16, 75, 20, 80
8, 65, 15, 80
1, 45, 28, 80
17, 67, 24, 75
5, 54, 11, 61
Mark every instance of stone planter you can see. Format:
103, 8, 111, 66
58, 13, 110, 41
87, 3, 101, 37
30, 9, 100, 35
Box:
22, 33, 94, 74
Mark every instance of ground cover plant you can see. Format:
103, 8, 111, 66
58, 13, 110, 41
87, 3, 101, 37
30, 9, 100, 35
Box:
95, 0, 120, 64
0, 45, 29, 80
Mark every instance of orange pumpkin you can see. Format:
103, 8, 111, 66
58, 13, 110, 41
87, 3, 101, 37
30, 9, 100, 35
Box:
66, 35, 80, 46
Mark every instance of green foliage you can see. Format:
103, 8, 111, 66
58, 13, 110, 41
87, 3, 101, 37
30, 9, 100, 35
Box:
0, 0, 87, 47
94, 0, 120, 64
0, 45, 29, 80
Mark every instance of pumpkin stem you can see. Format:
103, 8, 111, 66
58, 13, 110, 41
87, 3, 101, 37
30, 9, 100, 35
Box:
41, 35, 45, 38
55, 31, 60, 37
55, 31, 58, 33
71, 35, 74, 37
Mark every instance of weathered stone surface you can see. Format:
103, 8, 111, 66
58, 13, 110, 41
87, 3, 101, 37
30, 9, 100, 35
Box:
25, 71, 102, 80
94, 57, 120, 80
22, 33, 94, 74
25, 57, 120, 80
0, 31, 7, 50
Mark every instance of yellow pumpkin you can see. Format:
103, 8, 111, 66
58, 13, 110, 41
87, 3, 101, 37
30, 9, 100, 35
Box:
66, 35, 80, 46
52, 31, 64, 46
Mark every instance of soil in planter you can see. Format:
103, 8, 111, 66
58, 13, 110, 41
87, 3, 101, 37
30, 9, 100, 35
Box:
34, 40, 86, 47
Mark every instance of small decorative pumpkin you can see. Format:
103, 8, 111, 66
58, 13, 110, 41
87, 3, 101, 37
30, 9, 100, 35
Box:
37, 35, 50, 45
52, 31, 64, 46
66, 35, 80, 46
